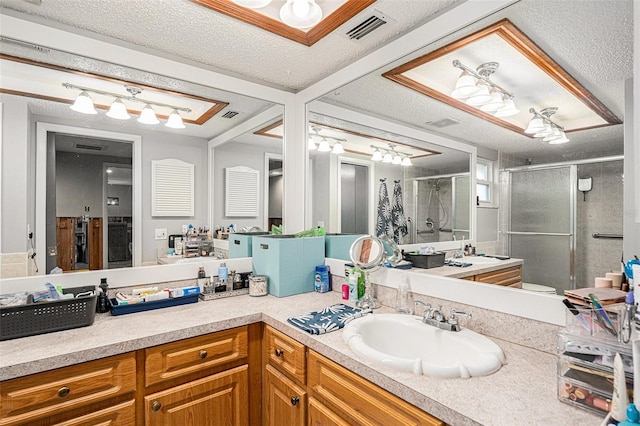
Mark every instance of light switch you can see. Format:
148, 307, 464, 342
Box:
155, 228, 167, 240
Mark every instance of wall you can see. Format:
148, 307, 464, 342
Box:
55, 151, 131, 217
576, 160, 624, 287
0, 96, 31, 253
0, 101, 210, 267
107, 184, 133, 217
268, 175, 282, 218
214, 141, 280, 231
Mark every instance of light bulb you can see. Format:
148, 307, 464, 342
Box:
371, 149, 383, 162
106, 98, 130, 120
292, 0, 310, 18
451, 71, 478, 99
392, 154, 402, 165
165, 110, 186, 129
138, 104, 159, 125
401, 157, 412, 167
466, 82, 491, 106
331, 141, 345, 154
317, 139, 331, 152
70, 91, 97, 114
524, 115, 545, 134
495, 99, 519, 118
308, 138, 317, 150
382, 152, 393, 163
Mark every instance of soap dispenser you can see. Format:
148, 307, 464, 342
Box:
96, 278, 110, 313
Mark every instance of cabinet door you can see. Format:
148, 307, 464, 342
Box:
56, 217, 75, 271
52, 400, 135, 426
264, 325, 306, 384
0, 353, 136, 426
144, 364, 248, 426
307, 350, 443, 426
308, 397, 350, 426
145, 326, 248, 387
264, 364, 306, 426
475, 266, 522, 288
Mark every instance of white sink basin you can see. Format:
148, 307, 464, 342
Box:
460, 256, 501, 265
343, 314, 505, 378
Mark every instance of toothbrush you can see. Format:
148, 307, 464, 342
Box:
588, 293, 617, 334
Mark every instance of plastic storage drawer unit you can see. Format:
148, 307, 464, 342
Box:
228, 232, 270, 259
252, 235, 325, 297
324, 234, 365, 261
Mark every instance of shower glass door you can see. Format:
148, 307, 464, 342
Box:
506, 166, 576, 293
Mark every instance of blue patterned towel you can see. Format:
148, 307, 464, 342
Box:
287, 304, 367, 335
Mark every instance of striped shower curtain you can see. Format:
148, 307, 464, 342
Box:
392, 180, 408, 244
375, 178, 394, 240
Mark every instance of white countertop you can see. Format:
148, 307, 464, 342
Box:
0, 291, 600, 426
413, 257, 524, 279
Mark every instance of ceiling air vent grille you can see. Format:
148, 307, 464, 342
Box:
74, 143, 104, 151
222, 111, 240, 119
345, 11, 387, 40
425, 118, 461, 128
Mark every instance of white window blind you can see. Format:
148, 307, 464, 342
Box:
151, 159, 194, 217
225, 166, 259, 217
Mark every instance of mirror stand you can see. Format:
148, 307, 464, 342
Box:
356, 269, 381, 310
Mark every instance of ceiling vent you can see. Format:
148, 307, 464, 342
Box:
222, 111, 240, 119
345, 10, 388, 40
425, 118, 461, 128
75, 143, 105, 151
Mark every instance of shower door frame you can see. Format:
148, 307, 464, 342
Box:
502, 164, 577, 290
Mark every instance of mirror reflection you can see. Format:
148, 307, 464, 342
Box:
306, 113, 472, 245
0, 40, 282, 275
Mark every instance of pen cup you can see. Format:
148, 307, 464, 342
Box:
565, 303, 624, 344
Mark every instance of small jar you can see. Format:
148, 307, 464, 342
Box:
249, 275, 268, 297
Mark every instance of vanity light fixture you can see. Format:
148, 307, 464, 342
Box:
63, 83, 191, 129
231, 0, 323, 29
450, 60, 519, 118
525, 107, 570, 144
308, 125, 347, 154
371, 144, 412, 167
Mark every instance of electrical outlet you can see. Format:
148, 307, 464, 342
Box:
155, 228, 167, 240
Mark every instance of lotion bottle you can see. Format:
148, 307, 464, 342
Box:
395, 277, 413, 314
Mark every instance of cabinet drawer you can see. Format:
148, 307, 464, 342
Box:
53, 399, 135, 426
0, 353, 136, 426
307, 350, 443, 426
308, 397, 350, 426
264, 364, 306, 426
475, 266, 522, 287
264, 325, 306, 384
144, 364, 248, 426
145, 326, 248, 387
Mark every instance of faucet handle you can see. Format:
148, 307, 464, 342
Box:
414, 300, 432, 319
448, 309, 472, 325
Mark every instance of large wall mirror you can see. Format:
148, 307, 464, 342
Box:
306, 0, 629, 298
0, 39, 283, 275
305, 111, 473, 245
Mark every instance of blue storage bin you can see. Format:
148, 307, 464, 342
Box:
228, 232, 270, 258
324, 234, 365, 261
252, 235, 325, 297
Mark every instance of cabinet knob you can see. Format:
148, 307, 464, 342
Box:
57, 386, 70, 398
291, 396, 300, 406
199, 349, 208, 359
152, 401, 162, 412
275, 349, 284, 357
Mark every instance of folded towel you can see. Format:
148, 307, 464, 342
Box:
287, 304, 367, 335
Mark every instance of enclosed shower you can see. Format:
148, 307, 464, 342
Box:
502, 156, 623, 294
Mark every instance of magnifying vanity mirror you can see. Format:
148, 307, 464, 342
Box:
349, 235, 387, 310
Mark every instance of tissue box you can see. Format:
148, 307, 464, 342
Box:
228, 232, 270, 258
252, 235, 325, 297
324, 234, 365, 261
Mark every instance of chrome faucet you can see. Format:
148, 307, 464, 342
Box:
413, 300, 471, 332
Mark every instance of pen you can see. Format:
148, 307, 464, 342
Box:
562, 299, 591, 332
588, 293, 618, 336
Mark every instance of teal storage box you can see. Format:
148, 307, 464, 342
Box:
324, 234, 365, 261
252, 235, 325, 297
228, 232, 270, 258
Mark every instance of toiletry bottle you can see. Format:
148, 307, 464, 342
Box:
96, 278, 110, 313
348, 273, 358, 302
314, 265, 330, 293
395, 277, 413, 314
218, 262, 228, 282
197, 265, 207, 294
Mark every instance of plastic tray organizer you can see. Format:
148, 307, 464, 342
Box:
0, 286, 97, 341
109, 293, 199, 316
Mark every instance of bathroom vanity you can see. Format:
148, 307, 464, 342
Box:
409, 257, 524, 288
0, 291, 600, 425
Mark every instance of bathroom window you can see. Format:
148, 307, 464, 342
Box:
477, 159, 493, 204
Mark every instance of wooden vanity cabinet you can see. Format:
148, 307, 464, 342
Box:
263, 325, 307, 426
307, 350, 444, 426
0, 352, 136, 426
463, 265, 522, 288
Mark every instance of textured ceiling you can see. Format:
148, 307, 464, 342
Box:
321, 0, 632, 163
0, 0, 457, 91
0, 0, 632, 162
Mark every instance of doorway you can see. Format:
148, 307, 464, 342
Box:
36, 123, 141, 274
264, 154, 283, 232
340, 162, 369, 234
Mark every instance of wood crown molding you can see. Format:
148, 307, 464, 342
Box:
189, 0, 376, 46
383, 19, 622, 137
0, 54, 229, 125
